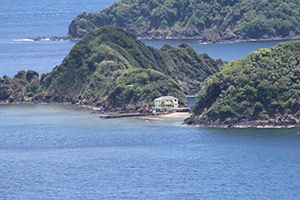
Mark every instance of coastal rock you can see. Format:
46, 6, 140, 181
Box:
0, 71, 39, 103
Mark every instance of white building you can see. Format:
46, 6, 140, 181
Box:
154, 96, 178, 110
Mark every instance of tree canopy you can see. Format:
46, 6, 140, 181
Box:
67, 0, 300, 42
186, 40, 300, 127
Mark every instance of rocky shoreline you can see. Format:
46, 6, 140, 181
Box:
184, 115, 300, 128
16, 36, 78, 42
188, 124, 299, 129
21, 34, 300, 44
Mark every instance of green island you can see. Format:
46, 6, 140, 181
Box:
185, 40, 300, 127
2, 24, 300, 127
0, 26, 222, 113
66, 0, 300, 42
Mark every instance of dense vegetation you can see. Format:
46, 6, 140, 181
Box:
161, 43, 223, 93
186, 40, 300, 127
42, 26, 220, 97
67, 0, 300, 42
0, 70, 41, 102
105, 68, 186, 111
1, 26, 221, 112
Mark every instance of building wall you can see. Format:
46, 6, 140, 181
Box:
154, 98, 178, 109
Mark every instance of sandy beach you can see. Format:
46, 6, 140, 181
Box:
159, 112, 191, 119
137, 112, 191, 122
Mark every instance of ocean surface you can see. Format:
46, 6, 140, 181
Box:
1, 0, 300, 199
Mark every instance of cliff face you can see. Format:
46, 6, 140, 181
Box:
66, 0, 300, 42
1, 26, 222, 112
185, 40, 300, 127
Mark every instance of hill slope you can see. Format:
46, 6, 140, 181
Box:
42, 26, 221, 97
67, 0, 300, 42
1, 26, 222, 112
185, 40, 300, 127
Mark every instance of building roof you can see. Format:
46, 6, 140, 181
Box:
154, 96, 177, 101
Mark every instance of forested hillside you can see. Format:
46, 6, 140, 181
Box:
185, 40, 300, 127
1, 26, 222, 112
67, 0, 300, 42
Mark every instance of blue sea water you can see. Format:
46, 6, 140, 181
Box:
1, 1, 300, 199
0, 0, 118, 77
1, 105, 300, 199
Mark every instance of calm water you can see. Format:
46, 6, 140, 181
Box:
1, 105, 300, 200
1, 0, 300, 199
0, 105, 300, 199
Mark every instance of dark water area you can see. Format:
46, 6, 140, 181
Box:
1, 0, 300, 199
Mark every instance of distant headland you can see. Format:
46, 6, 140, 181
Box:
21, 0, 300, 44
66, 0, 300, 43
